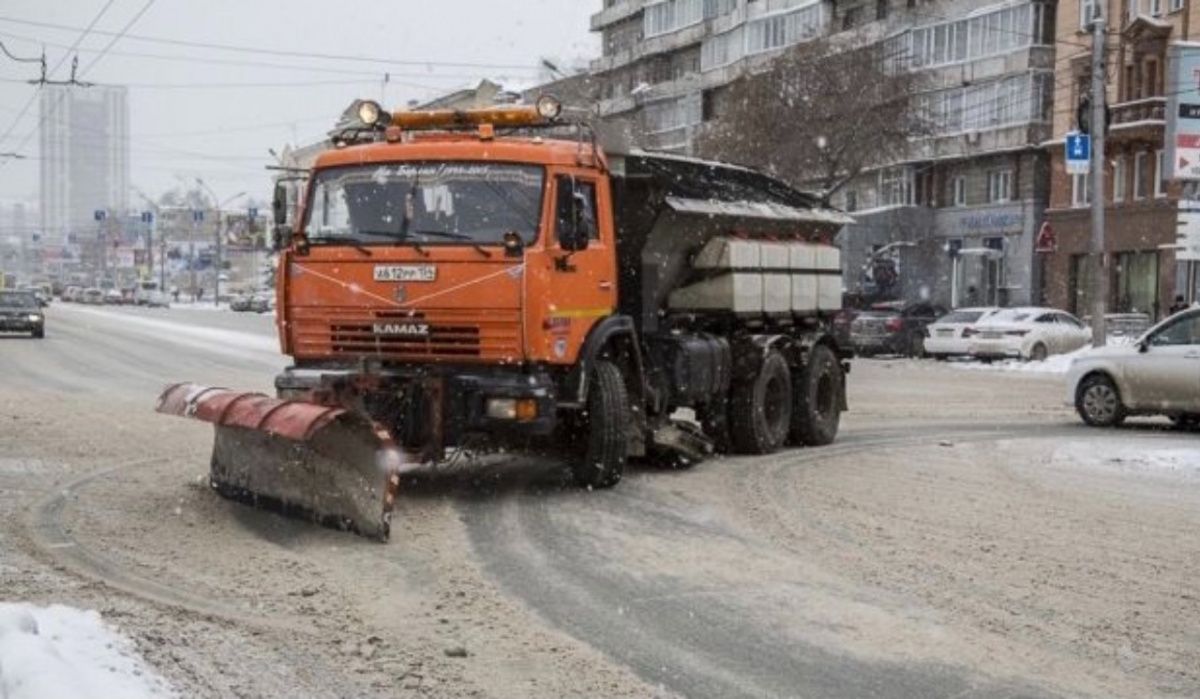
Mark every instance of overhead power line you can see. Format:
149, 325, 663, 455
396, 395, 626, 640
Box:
0, 15, 545, 72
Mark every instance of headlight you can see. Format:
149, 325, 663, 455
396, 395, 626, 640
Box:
535, 94, 562, 120
27, 314, 41, 322
485, 397, 538, 421
357, 100, 383, 127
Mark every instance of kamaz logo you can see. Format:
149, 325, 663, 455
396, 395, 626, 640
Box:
373, 322, 430, 337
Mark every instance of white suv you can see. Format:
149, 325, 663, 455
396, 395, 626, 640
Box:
1067, 308, 1200, 427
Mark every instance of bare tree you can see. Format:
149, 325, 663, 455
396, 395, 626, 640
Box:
696, 40, 927, 204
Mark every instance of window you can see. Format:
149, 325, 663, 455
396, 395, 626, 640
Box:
1081, 0, 1099, 29
555, 176, 600, 242
987, 170, 1012, 203
1150, 0, 1163, 15
844, 189, 858, 212
1113, 155, 1126, 202
1150, 314, 1200, 346
1156, 149, 1168, 198
879, 168, 914, 206
1171, 0, 1185, 12
1135, 151, 1150, 199
952, 175, 966, 206
1072, 172, 1091, 207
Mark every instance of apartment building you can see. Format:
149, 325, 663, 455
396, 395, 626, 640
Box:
591, 0, 1057, 308
1043, 0, 1197, 320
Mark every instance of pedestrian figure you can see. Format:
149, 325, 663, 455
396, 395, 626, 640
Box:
1169, 294, 1188, 316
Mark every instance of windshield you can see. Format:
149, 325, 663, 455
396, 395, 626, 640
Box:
304, 162, 544, 246
938, 310, 986, 324
0, 291, 37, 308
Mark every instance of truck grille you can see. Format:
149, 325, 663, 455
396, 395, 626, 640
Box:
290, 307, 521, 362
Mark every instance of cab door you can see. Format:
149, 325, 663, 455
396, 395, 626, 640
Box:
524, 171, 617, 365
1122, 313, 1200, 411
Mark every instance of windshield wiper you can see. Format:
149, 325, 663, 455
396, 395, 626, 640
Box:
309, 236, 373, 257
412, 230, 493, 258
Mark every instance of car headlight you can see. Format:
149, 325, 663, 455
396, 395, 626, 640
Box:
535, 94, 562, 120
485, 397, 538, 421
27, 314, 41, 322
357, 100, 383, 127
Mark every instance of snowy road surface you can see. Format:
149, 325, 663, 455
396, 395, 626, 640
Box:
0, 303, 1198, 698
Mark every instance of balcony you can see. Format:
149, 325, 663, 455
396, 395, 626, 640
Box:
1108, 96, 1166, 142
591, 0, 645, 31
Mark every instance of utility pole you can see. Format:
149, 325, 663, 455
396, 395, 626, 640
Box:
1089, 16, 1108, 348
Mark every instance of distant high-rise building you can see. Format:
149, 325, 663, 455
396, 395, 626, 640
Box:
38, 85, 129, 244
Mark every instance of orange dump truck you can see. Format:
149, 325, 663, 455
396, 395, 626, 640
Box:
157, 97, 854, 540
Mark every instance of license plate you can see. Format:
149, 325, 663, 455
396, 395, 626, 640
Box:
981, 331, 1002, 339
937, 329, 953, 336
373, 265, 436, 282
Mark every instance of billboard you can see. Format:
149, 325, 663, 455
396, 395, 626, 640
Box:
1166, 43, 1200, 180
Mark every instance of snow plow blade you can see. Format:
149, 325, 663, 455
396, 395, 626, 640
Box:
156, 383, 402, 541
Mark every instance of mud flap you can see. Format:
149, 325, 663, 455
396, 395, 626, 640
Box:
156, 383, 403, 541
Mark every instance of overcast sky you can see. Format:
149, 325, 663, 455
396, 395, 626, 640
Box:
0, 0, 598, 209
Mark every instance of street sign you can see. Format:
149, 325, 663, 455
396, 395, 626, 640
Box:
247, 207, 258, 219
93, 209, 107, 222
1178, 199, 1200, 261
141, 211, 154, 224
1167, 44, 1200, 180
1065, 132, 1090, 174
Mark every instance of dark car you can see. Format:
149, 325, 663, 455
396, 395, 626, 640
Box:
0, 290, 45, 338
849, 300, 945, 357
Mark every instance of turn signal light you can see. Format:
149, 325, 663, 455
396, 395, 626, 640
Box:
515, 399, 538, 422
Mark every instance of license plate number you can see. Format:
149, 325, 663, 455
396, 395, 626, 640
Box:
373, 265, 436, 282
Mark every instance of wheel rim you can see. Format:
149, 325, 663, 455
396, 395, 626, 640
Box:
1082, 383, 1118, 422
815, 371, 835, 421
763, 375, 786, 428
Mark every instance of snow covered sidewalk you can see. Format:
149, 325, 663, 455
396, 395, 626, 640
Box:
0, 603, 174, 699
949, 338, 1136, 376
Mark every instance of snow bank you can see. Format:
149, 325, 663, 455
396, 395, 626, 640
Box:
59, 305, 278, 358
0, 603, 174, 699
950, 338, 1134, 376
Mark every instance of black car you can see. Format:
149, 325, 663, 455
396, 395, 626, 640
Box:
849, 300, 945, 357
0, 290, 45, 338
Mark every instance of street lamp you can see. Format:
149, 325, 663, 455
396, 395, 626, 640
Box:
195, 178, 247, 307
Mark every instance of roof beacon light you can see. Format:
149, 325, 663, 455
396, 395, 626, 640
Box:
357, 100, 384, 127
536, 94, 562, 120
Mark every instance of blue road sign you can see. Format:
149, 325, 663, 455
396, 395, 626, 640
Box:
1066, 132, 1091, 174
141, 211, 154, 224
247, 207, 258, 219
93, 209, 107, 221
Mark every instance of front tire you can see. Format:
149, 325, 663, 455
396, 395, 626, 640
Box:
730, 350, 792, 455
1076, 373, 1125, 427
31, 327, 44, 339
790, 344, 842, 446
571, 360, 628, 489
1029, 342, 1048, 362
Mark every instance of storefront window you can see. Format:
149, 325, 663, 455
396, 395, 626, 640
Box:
1114, 250, 1160, 317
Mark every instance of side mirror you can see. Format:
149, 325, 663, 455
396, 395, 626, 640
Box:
272, 182, 288, 227
1137, 338, 1150, 353
272, 225, 292, 252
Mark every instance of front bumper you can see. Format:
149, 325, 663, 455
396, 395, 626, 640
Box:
850, 333, 902, 354
0, 316, 41, 332
923, 337, 969, 356
968, 339, 1023, 359
275, 364, 559, 443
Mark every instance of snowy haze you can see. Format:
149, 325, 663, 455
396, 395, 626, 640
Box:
0, 0, 598, 207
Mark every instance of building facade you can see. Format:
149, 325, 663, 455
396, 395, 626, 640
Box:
38, 85, 130, 250
1044, 0, 1198, 321
591, 0, 1057, 308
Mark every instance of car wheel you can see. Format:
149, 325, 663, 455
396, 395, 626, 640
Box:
932, 354, 948, 361
1076, 374, 1126, 427
730, 350, 792, 455
908, 332, 926, 358
1029, 342, 1048, 362
31, 327, 44, 339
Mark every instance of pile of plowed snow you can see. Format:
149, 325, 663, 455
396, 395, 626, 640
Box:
0, 603, 174, 699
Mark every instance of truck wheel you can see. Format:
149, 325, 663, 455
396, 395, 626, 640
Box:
572, 359, 628, 489
730, 351, 792, 455
790, 344, 842, 446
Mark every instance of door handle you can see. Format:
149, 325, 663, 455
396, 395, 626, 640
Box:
599, 280, 613, 290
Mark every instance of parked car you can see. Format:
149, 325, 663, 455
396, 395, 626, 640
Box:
133, 281, 171, 308
923, 307, 1000, 360
81, 288, 105, 305
103, 289, 124, 305
61, 286, 81, 302
1068, 308, 1200, 427
231, 292, 271, 313
967, 307, 1092, 362
0, 290, 44, 338
849, 301, 946, 357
